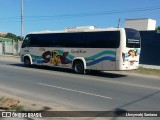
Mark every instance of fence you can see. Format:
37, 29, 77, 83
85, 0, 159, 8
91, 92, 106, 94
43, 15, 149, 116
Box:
0, 41, 22, 56
139, 30, 160, 66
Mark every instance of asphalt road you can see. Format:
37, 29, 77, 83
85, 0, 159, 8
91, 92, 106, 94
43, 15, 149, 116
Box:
0, 57, 160, 119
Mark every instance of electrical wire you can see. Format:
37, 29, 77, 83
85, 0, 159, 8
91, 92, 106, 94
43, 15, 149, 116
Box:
0, 5, 160, 23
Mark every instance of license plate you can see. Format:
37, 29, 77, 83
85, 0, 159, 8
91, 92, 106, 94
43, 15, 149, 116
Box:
130, 61, 134, 65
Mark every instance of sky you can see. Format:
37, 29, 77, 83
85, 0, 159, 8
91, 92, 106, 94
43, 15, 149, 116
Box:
0, 0, 160, 36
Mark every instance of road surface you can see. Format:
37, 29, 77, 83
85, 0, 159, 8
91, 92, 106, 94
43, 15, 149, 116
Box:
0, 57, 160, 119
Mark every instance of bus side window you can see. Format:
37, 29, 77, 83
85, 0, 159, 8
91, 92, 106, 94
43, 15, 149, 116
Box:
22, 36, 30, 48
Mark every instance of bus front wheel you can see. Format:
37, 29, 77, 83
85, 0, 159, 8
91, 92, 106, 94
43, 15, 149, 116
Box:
24, 57, 31, 67
73, 61, 85, 74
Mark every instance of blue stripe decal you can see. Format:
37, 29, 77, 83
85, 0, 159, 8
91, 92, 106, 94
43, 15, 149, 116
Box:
65, 58, 72, 63
31, 55, 43, 59
36, 60, 44, 64
85, 51, 116, 61
86, 56, 116, 66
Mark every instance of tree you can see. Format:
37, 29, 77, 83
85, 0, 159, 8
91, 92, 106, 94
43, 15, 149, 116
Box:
5, 33, 20, 42
5, 33, 17, 40
17, 36, 24, 41
156, 26, 160, 30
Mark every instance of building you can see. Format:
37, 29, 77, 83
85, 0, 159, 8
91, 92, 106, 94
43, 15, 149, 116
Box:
125, 18, 156, 31
0, 32, 7, 37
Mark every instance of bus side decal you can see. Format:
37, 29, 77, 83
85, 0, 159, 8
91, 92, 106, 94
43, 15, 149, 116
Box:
30, 50, 116, 66
122, 48, 140, 59
85, 50, 116, 61
86, 56, 116, 66
42, 50, 71, 65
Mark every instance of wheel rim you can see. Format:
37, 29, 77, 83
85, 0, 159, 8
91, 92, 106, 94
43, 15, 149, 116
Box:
75, 63, 83, 73
24, 59, 30, 66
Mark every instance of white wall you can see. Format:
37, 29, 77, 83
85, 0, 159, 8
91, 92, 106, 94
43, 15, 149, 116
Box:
125, 19, 156, 31
148, 19, 156, 30
0, 42, 2, 55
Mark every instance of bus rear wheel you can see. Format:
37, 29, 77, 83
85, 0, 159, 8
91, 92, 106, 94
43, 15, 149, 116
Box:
24, 57, 31, 67
73, 61, 85, 74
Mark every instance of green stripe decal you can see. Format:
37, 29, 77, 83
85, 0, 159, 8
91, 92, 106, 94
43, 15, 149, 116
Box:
58, 50, 74, 59
85, 50, 116, 61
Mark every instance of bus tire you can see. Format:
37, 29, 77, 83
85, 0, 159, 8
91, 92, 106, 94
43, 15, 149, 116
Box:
73, 60, 85, 74
24, 57, 31, 67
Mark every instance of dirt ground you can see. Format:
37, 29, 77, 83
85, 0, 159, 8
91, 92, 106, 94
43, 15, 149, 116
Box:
0, 91, 110, 120
0, 90, 70, 112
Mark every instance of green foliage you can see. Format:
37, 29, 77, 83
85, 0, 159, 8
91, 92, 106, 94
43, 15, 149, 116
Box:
0, 97, 9, 103
156, 26, 160, 30
17, 36, 23, 41
0, 97, 25, 111
135, 67, 160, 77
4, 33, 23, 42
6, 105, 25, 111
5, 33, 18, 42
6, 33, 17, 39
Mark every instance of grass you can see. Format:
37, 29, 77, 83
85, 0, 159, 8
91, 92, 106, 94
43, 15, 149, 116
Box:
133, 67, 160, 77
0, 97, 9, 103
6, 105, 25, 111
0, 97, 25, 111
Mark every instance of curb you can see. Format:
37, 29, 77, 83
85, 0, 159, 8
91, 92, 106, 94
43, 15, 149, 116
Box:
140, 64, 160, 70
0, 55, 20, 62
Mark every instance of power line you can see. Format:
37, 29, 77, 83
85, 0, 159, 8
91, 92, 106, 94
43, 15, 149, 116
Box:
24, 5, 160, 19
0, 17, 19, 21
1, 5, 160, 23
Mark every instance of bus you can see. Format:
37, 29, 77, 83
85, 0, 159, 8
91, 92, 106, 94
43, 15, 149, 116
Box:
20, 26, 141, 74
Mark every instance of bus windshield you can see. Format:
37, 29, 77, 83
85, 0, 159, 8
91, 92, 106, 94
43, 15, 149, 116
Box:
125, 28, 141, 48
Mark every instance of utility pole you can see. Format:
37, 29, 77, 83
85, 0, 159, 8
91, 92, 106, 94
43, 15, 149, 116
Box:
21, 0, 24, 40
118, 19, 120, 28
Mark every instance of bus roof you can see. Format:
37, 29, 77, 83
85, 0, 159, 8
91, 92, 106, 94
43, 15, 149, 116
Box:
29, 26, 124, 34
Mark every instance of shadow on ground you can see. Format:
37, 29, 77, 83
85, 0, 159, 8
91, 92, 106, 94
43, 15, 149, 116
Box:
9, 63, 127, 78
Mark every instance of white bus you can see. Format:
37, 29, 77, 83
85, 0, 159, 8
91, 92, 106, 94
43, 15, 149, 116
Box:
20, 26, 141, 74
